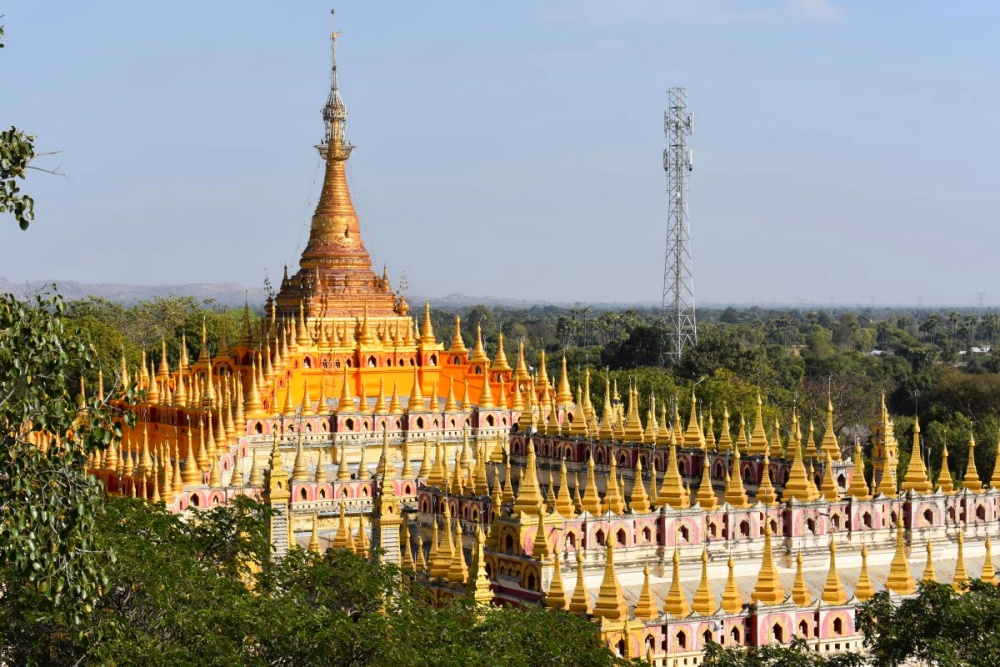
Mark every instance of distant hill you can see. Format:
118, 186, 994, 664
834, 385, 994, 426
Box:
0, 277, 267, 307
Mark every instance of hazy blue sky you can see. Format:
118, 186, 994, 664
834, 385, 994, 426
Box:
2, 1, 999, 306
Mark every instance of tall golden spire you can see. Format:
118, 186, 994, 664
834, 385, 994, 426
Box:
695, 451, 718, 510
555, 458, 576, 517
901, 417, 932, 494
791, 551, 811, 607
982, 535, 997, 584
755, 448, 778, 506
592, 542, 626, 622
512, 439, 543, 515
449, 316, 467, 355
492, 331, 511, 372
885, 521, 915, 595
855, 544, 875, 602
419, 301, 436, 345
581, 455, 603, 515
821, 537, 847, 605
659, 432, 690, 509
821, 395, 842, 461
748, 394, 769, 455
604, 454, 625, 514
724, 442, 749, 508
692, 547, 716, 616
953, 530, 969, 591
633, 561, 659, 621
962, 434, 983, 493
751, 524, 784, 605
662, 547, 689, 617
937, 446, 955, 494
629, 456, 651, 513
683, 391, 704, 447
721, 553, 743, 614
848, 441, 871, 500
545, 545, 568, 611
921, 540, 937, 583
568, 548, 591, 616
717, 405, 733, 452
819, 451, 840, 501
470, 324, 490, 364
556, 355, 573, 407
783, 413, 819, 502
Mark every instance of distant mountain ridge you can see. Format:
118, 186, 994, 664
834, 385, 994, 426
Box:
0, 277, 268, 307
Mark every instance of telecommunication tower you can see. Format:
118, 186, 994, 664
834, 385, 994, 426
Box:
661, 87, 697, 363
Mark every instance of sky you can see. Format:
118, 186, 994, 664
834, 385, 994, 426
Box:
2, 0, 1000, 306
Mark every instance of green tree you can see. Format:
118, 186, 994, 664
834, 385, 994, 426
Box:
0, 25, 37, 229
0, 292, 133, 622
857, 582, 1000, 667
703, 638, 863, 667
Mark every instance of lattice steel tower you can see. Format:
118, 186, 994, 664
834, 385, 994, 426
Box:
661, 87, 697, 363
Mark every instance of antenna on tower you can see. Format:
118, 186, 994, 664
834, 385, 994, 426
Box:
660, 87, 697, 364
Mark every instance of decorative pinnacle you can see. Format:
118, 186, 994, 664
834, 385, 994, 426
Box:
320, 8, 353, 161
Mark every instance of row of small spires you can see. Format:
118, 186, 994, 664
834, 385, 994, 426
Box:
312, 498, 998, 624
579, 520, 997, 623
303, 499, 494, 605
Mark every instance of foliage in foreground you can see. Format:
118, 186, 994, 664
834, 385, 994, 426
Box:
704, 581, 1000, 667
0, 495, 631, 667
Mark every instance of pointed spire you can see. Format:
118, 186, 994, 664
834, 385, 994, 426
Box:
513, 439, 544, 515
962, 433, 983, 492
749, 394, 769, 455
938, 445, 955, 494
568, 548, 591, 616
901, 417, 932, 494
477, 373, 495, 410
555, 355, 573, 407
853, 543, 875, 602
336, 442, 351, 481
592, 542, 626, 621
308, 513, 322, 554
921, 540, 937, 583
469, 323, 489, 364
792, 551, 811, 607
692, 547, 716, 616
683, 391, 704, 447
604, 454, 625, 515
751, 524, 784, 605
663, 547, 689, 617
695, 451, 718, 510
491, 331, 511, 372
338, 367, 355, 412
555, 459, 576, 517
821, 537, 847, 605
756, 448, 779, 506
633, 561, 659, 621
721, 553, 743, 613
580, 454, 602, 515
716, 405, 734, 452
886, 521, 915, 595
531, 511, 551, 560
248, 448, 263, 487
332, 503, 352, 550
400, 523, 415, 571
820, 450, 840, 501
983, 535, 997, 585
408, 366, 425, 410
659, 432, 690, 509
724, 442, 749, 508
848, 440, 871, 500
629, 456, 651, 513
953, 530, 969, 591
446, 521, 469, 585
300, 378, 314, 416
821, 395, 842, 460
784, 413, 819, 502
